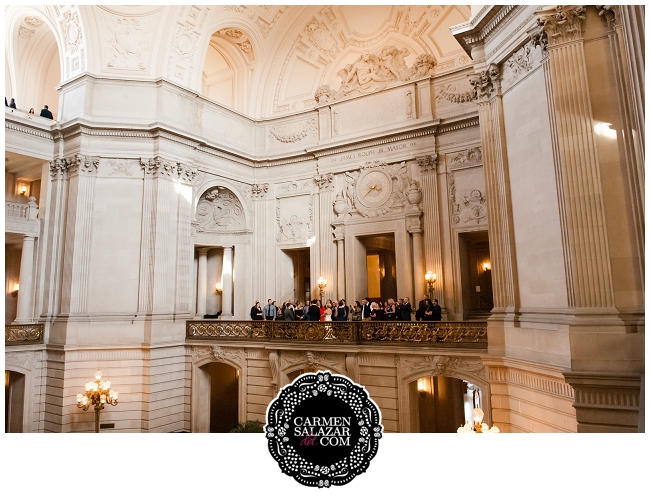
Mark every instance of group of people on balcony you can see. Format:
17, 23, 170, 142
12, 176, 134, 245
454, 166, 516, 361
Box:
250, 295, 442, 322
5, 98, 53, 119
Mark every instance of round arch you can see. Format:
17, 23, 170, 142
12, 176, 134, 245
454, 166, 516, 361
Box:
193, 180, 251, 233
5, 7, 64, 117
398, 360, 492, 433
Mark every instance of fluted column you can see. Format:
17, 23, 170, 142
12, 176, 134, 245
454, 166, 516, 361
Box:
221, 245, 233, 318
471, 64, 519, 314
15, 235, 36, 323
418, 155, 443, 304
59, 155, 99, 317
406, 218, 424, 301
196, 247, 208, 317
535, 6, 616, 311
316, 173, 335, 301
251, 184, 269, 303
332, 224, 345, 298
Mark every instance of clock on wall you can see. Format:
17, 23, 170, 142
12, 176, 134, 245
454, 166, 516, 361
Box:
355, 169, 392, 208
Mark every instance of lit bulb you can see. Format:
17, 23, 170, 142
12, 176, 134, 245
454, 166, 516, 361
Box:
93, 383, 98, 392
95, 370, 102, 381
100, 394, 106, 404
104, 380, 111, 389
113, 391, 118, 400
77, 393, 82, 403
82, 396, 88, 405
472, 407, 484, 426
85, 382, 92, 391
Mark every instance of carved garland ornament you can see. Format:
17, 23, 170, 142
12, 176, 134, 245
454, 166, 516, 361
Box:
269, 118, 317, 144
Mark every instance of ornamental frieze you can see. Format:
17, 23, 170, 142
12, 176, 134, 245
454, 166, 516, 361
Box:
191, 345, 244, 365
279, 350, 347, 374
268, 118, 317, 144
399, 355, 487, 381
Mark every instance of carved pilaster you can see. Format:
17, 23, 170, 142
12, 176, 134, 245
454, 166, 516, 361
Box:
345, 354, 360, 384
418, 156, 443, 304
332, 223, 345, 298
535, 6, 617, 311
474, 61, 519, 317
269, 351, 280, 395
58, 154, 99, 318
316, 173, 336, 300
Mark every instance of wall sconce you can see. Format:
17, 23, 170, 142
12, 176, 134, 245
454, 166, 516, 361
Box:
76, 369, 119, 433
424, 270, 436, 298
483, 261, 491, 272
16, 182, 28, 196
11, 283, 19, 297
417, 378, 426, 393
317, 276, 327, 300
215, 282, 222, 294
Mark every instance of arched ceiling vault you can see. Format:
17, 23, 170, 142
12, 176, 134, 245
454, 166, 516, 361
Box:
6, 5, 471, 119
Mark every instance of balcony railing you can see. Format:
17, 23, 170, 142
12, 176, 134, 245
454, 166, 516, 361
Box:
186, 320, 487, 348
5, 324, 44, 345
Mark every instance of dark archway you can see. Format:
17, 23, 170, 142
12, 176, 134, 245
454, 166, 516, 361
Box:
203, 362, 239, 433
410, 376, 468, 433
5, 370, 25, 433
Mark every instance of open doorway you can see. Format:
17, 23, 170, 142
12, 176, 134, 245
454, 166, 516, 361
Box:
5, 370, 25, 432
281, 248, 310, 304
458, 231, 492, 320
409, 376, 477, 433
203, 362, 239, 433
358, 234, 396, 303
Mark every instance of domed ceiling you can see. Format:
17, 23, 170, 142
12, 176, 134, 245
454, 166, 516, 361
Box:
5, 5, 472, 119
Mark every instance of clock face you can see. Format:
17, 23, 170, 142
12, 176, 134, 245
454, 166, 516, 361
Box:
356, 170, 392, 208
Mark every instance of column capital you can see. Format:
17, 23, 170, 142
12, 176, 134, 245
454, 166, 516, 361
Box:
535, 5, 586, 48
197, 247, 209, 255
470, 63, 501, 102
251, 183, 269, 199
314, 172, 335, 191
405, 213, 423, 234
332, 223, 345, 241
223, 245, 234, 251
416, 154, 438, 173
140, 156, 197, 183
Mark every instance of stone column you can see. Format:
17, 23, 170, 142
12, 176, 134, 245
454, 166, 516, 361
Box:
332, 224, 345, 298
471, 64, 519, 316
175, 165, 197, 318
418, 155, 443, 304
14, 235, 35, 323
196, 247, 208, 317
316, 173, 335, 301
534, 6, 616, 312
59, 155, 99, 317
406, 217, 424, 302
251, 184, 269, 303
221, 245, 233, 318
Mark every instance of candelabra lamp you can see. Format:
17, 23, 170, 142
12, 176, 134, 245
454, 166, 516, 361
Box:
457, 407, 500, 433
76, 370, 118, 433
317, 276, 327, 301
424, 270, 436, 300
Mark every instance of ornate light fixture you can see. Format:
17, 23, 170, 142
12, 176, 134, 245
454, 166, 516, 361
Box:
457, 407, 500, 433
215, 282, 222, 294
76, 369, 119, 433
483, 261, 491, 272
317, 276, 327, 300
424, 270, 436, 299
11, 283, 19, 297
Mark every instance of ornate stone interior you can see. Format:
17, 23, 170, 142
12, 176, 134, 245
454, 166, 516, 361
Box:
3, 6, 645, 486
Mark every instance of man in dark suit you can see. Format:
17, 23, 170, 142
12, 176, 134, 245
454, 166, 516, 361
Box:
432, 299, 442, 321
416, 294, 428, 321
308, 300, 321, 321
39, 105, 53, 119
401, 297, 413, 321
360, 298, 372, 321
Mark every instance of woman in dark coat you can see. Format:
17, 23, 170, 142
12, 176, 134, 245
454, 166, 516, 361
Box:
250, 301, 264, 320
422, 299, 435, 321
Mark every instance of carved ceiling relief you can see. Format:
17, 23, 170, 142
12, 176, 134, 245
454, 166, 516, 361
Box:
333, 160, 414, 219
104, 15, 155, 71
195, 186, 246, 233
217, 27, 255, 63
276, 195, 314, 243
167, 8, 206, 85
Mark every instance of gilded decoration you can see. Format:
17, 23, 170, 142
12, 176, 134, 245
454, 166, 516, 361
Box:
5, 324, 44, 345
337, 160, 411, 218
195, 186, 246, 232
186, 321, 488, 348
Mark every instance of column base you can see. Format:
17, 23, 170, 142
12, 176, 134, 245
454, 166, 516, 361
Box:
563, 371, 642, 433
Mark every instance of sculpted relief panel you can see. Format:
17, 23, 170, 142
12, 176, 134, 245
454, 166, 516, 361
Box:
102, 13, 157, 71
276, 195, 314, 243
333, 160, 421, 219
195, 186, 246, 233
446, 151, 487, 227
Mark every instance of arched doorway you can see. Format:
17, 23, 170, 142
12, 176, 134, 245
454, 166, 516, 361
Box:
202, 362, 239, 433
409, 376, 482, 433
5, 370, 25, 433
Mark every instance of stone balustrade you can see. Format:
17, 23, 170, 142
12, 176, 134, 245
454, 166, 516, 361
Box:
186, 320, 487, 348
5, 198, 40, 236
5, 324, 44, 345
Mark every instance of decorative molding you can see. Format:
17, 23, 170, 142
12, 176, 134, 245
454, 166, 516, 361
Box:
435, 83, 477, 104
62, 10, 83, 53
276, 196, 313, 242
447, 147, 482, 167
191, 345, 244, 365
279, 350, 347, 375
107, 159, 135, 176
277, 180, 312, 196
490, 365, 574, 399
314, 172, 334, 191
24, 16, 44, 28
140, 156, 197, 183
417, 154, 438, 173
269, 118, 317, 144
105, 17, 154, 70
195, 186, 246, 233
400, 355, 487, 381
305, 17, 337, 57
66, 154, 100, 177
19, 25, 35, 39
5, 351, 41, 371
